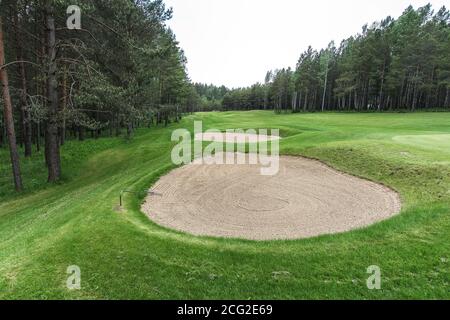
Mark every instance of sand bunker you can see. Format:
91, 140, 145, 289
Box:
142, 153, 401, 240
195, 132, 280, 143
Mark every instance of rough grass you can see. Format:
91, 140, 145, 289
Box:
0, 111, 449, 299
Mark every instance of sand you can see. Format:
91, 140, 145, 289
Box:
141, 153, 401, 240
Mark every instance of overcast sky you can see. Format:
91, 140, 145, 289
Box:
164, 0, 448, 88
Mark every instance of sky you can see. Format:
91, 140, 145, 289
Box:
164, 0, 448, 88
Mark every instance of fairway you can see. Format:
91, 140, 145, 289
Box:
0, 111, 449, 299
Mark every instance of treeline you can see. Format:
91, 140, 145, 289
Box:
222, 4, 450, 112
194, 83, 228, 111
0, 0, 201, 191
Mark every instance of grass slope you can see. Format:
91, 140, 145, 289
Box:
0, 111, 449, 299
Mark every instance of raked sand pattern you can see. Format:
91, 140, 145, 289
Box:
142, 152, 401, 240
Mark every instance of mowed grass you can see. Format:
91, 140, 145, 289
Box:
0, 111, 449, 299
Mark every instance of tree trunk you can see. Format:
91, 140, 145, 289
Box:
13, 10, 32, 157
321, 61, 329, 112
36, 122, 41, 152
45, 4, 61, 182
378, 64, 385, 111
0, 118, 4, 148
126, 122, 133, 139
303, 91, 308, 112
411, 67, 420, 111
291, 91, 296, 112
109, 115, 114, 136
444, 88, 449, 108
61, 66, 68, 145
78, 126, 85, 141
0, 17, 23, 191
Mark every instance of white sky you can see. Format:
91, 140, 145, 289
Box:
164, 0, 448, 88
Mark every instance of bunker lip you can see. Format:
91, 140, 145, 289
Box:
194, 132, 280, 143
142, 153, 402, 241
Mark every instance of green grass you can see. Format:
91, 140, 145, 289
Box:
0, 111, 449, 299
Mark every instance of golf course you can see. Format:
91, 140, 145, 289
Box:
1, 111, 449, 299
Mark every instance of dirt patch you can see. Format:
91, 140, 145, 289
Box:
142, 153, 401, 240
